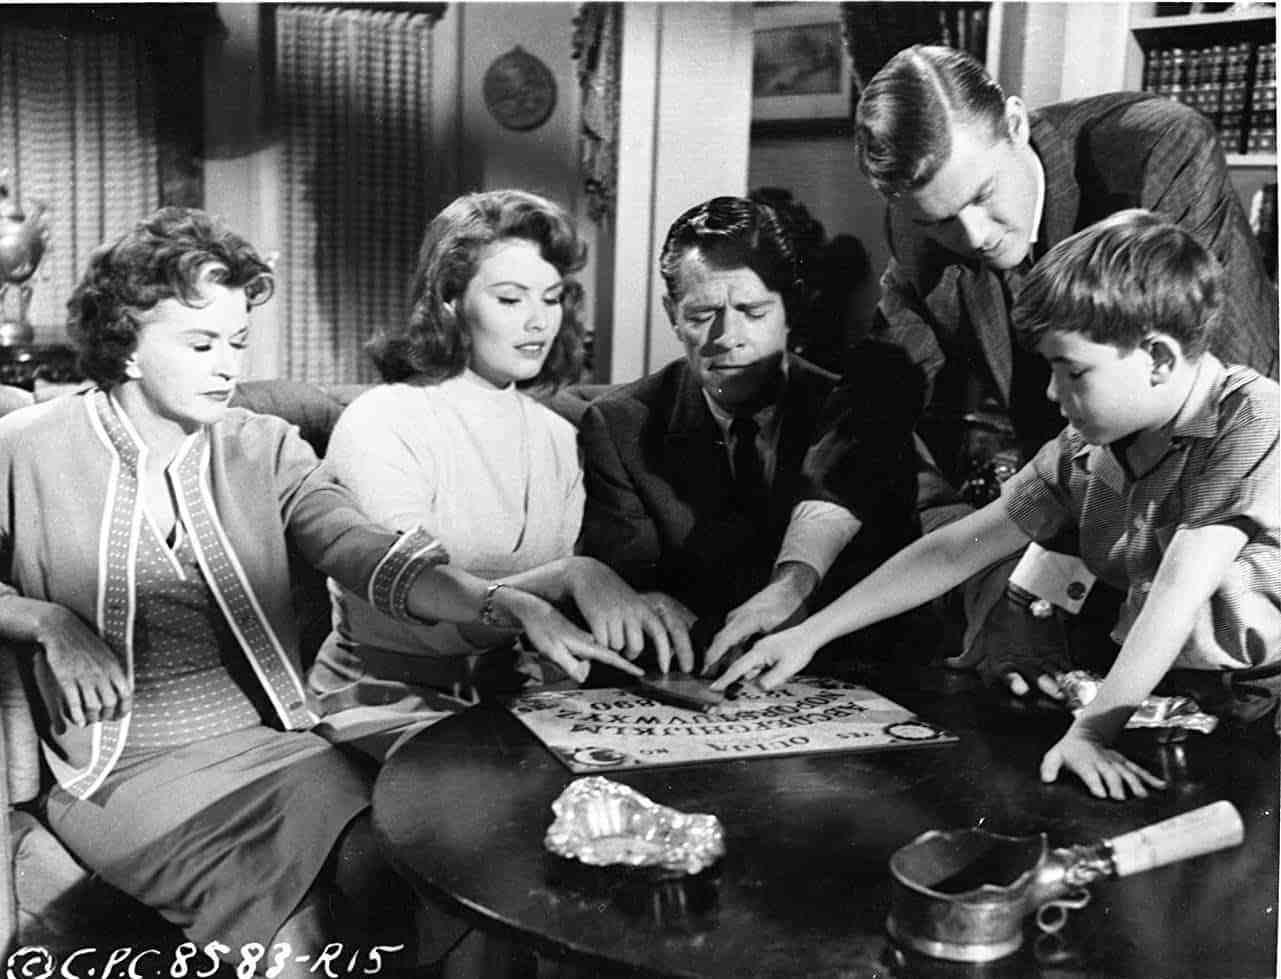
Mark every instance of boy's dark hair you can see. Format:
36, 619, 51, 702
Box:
1012, 209, 1223, 357
367, 189, 586, 387
66, 207, 274, 385
659, 196, 804, 326
854, 44, 1007, 198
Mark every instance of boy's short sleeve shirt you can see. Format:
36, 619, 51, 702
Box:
1000, 356, 1281, 670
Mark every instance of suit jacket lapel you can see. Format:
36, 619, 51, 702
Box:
662, 365, 733, 513
960, 266, 1014, 406
958, 110, 1077, 407
774, 360, 828, 502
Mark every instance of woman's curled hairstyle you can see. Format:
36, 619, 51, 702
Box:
67, 207, 274, 386
367, 189, 587, 386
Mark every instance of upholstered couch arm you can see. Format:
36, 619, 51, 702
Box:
0, 652, 41, 808
0, 695, 13, 956
0, 647, 41, 954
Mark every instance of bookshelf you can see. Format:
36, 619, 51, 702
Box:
1124, 5, 1277, 167
1131, 7, 1278, 29
1117, 4, 1278, 277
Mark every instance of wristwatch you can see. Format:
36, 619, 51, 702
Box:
479, 581, 509, 627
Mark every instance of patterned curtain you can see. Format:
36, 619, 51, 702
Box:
276, 4, 441, 385
573, 3, 622, 225
0, 24, 160, 344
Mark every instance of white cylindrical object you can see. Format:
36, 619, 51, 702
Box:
1107, 801, 1245, 878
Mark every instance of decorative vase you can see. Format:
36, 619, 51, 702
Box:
0, 172, 51, 347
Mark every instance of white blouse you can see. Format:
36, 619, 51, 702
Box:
322, 370, 584, 659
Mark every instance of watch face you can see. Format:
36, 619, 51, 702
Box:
483, 46, 557, 131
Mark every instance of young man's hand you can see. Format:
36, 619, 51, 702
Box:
1006, 671, 1065, 700
1040, 725, 1167, 800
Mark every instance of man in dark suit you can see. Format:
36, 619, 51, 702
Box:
579, 197, 920, 670
853, 45, 1279, 692
860, 45, 1277, 485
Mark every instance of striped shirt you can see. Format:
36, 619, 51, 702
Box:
1002, 355, 1280, 671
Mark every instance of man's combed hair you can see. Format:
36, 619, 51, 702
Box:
854, 45, 1007, 197
67, 207, 274, 385
1012, 209, 1223, 356
658, 196, 804, 325
367, 189, 587, 387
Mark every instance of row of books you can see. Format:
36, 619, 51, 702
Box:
1250, 43, 1277, 153
1142, 41, 1276, 154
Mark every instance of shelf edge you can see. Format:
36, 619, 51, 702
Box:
1227, 153, 1279, 166
1131, 10, 1278, 31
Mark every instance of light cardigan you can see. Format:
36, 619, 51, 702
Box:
0, 389, 445, 799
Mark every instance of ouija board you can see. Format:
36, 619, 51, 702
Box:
508, 677, 957, 773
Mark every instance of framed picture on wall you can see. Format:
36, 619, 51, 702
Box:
752, 3, 853, 131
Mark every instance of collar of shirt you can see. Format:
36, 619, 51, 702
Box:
1072, 354, 1226, 485
1029, 150, 1046, 251
1167, 353, 1228, 441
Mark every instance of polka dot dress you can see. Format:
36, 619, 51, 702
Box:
126, 521, 266, 751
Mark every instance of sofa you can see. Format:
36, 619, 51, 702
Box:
0, 373, 956, 952
0, 377, 608, 954
0, 372, 620, 952
0, 379, 357, 950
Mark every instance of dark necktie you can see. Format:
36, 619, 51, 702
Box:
1004, 254, 1060, 449
1003, 254, 1034, 298
730, 415, 766, 509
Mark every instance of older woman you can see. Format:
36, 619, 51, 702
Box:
309, 190, 689, 756
0, 207, 621, 967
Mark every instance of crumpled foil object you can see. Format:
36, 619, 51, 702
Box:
544, 776, 725, 876
1056, 670, 1219, 734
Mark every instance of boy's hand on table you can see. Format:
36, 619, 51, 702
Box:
1041, 725, 1167, 800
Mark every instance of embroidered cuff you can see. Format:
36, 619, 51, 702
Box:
368, 525, 450, 620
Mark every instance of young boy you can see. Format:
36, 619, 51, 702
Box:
713, 209, 1280, 800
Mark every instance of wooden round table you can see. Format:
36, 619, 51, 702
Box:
373, 663, 1279, 978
